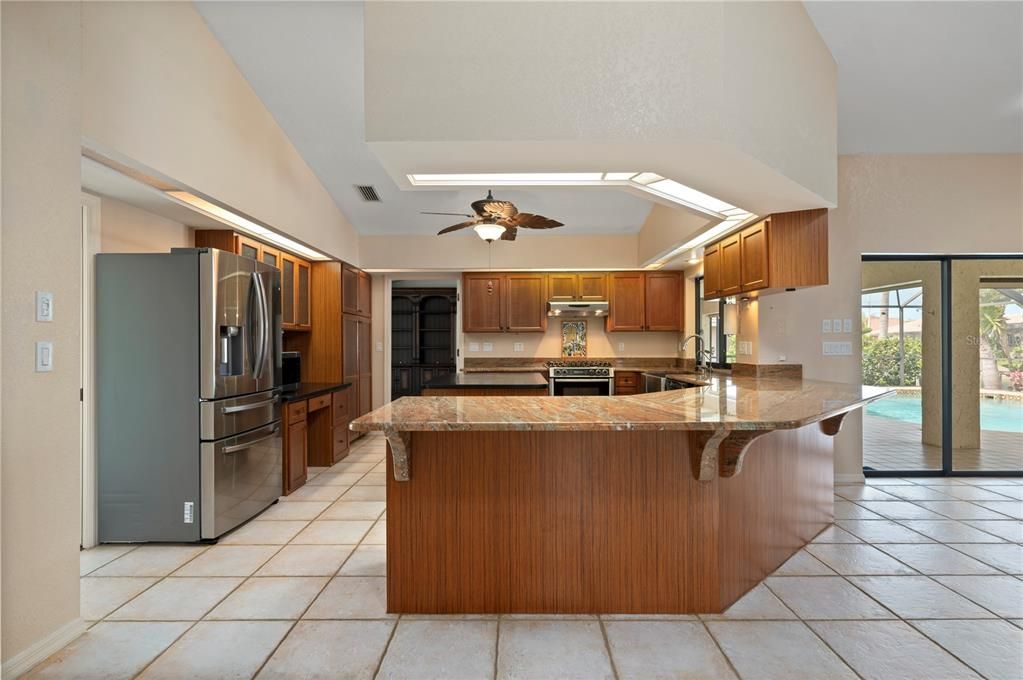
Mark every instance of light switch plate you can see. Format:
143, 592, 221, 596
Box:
822, 341, 853, 356
36, 341, 53, 372
36, 291, 53, 322
833, 318, 843, 333
482, 342, 494, 352
375, 341, 383, 352
822, 319, 832, 333
513, 342, 524, 352
469, 342, 480, 352
843, 318, 853, 333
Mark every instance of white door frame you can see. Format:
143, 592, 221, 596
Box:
81, 192, 101, 548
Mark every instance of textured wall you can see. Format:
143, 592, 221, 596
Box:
98, 196, 191, 254
2, 1, 84, 662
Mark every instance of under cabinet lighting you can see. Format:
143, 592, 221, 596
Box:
165, 190, 330, 260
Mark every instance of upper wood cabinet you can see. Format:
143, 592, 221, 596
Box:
194, 229, 311, 331
703, 243, 722, 298
463, 274, 505, 332
342, 264, 372, 318
644, 271, 683, 331
462, 273, 547, 333
546, 273, 607, 301
739, 220, 769, 291
719, 234, 743, 297
701, 209, 829, 300
607, 272, 646, 331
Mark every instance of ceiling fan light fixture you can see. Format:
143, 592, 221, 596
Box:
473, 223, 507, 242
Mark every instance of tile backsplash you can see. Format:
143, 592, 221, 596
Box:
464, 321, 680, 359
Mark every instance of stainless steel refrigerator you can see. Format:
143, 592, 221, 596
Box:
97, 248, 283, 542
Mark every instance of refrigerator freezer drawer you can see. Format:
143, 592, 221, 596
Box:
200, 421, 282, 539
200, 390, 281, 441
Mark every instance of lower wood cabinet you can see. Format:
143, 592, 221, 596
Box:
282, 385, 352, 496
614, 371, 641, 396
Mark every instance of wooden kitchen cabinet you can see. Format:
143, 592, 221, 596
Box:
702, 209, 829, 300
719, 234, 743, 297
342, 264, 372, 318
607, 272, 647, 331
547, 272, 607, 301
703, 243, 722, 297
504, 273, 547, 332
343, 315, 373, 424
614, 371, 641, 395
283, 402, 308, 495
462, 273, 546, 333
645, 271, 683, 331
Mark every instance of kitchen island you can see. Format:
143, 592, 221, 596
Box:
351, 375, 891, 615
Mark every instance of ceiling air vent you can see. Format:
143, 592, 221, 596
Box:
355, 185, 380, 202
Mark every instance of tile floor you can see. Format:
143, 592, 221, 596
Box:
29, 432, 1023, 679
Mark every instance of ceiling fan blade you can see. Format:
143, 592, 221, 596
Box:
471, 197, 518, 220
437, 220, 479, 235
421, 211, 474, 217
499, 227, 518, 241
510, 213, 564, 229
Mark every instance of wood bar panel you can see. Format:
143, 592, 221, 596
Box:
385, 425, 833, 614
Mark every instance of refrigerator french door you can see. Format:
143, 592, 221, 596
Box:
97, 248, 282, 542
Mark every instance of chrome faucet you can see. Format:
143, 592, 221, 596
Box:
681, 334, 708, 375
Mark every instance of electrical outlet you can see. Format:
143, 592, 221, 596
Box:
513, 342, 524, 352
482, 342, 494, 352
843, 318, 853, 333
36, 291, 53, 322
618, 342, 625, 352
822, 319, 832, 333
469, 342, 480, 352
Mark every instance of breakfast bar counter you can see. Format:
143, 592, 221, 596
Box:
351, 376, 891, 615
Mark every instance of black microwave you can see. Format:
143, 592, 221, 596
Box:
281, 351, 301, 391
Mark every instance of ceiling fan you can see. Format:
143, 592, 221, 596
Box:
422, 190, 564, 242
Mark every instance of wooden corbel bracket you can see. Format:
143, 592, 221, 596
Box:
383, 428, 412, 481
819, 413, 848, 436
689, 428, 772, 481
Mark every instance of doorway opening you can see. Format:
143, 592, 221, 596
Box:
387, 278, 460, 400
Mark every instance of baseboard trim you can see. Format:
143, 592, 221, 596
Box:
835, 472, 866, 484
2, 617, 87, 679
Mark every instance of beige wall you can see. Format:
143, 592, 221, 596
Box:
1, 0, 84, 664
637, 205, 711, 266
756, 154, 1023, 480
81, 1, 359, 263
465, 326, 680, 360
97, 195, 191, 254
360, 234, 642, 271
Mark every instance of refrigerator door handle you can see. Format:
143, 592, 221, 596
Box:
222, 424, 280, 454
251, 272, 269, 380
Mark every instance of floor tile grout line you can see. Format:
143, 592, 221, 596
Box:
492, 616, 501, 680
902, 617, 1015, 679
697, 619, 744, 679
596, 616, 620, 680
370, 611, 401, 679
79, 543, 141, 577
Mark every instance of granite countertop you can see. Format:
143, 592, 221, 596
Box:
424, 372, 549, 389
350, 375, 893, 433
280, 382, 352, 402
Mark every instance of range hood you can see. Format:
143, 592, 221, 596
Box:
547, 300, 610, 317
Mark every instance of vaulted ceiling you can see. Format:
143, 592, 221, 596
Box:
196, 1, 1022, 237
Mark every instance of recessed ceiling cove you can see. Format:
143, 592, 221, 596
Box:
364, 1, 838, 216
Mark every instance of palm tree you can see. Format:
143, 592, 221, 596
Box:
979, 289, 1009, 390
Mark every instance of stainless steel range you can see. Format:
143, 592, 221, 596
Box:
546, 360, 615, 396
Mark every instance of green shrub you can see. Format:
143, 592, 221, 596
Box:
862, 336, 923, 386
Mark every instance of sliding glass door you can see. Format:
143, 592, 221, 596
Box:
861, 255, 1022, 477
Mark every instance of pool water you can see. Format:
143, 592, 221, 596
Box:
866, 393, 1023, 433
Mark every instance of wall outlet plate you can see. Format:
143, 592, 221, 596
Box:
618, 342, 625, 352
513, 342, 524, 352
375, 341, 384, 352
843, 318, 853, 333
822, 319, 832, 333
35, 341, 54, 372
482, 342, 494, 352
35, 291, 53, 322
833, 318, 843, 333
469, 342, 480, 352
822, 341, 853, 356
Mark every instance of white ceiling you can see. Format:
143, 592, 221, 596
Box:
193, 1, 1023, 239
805, 1, 1023, 154
194, 1, 654, 237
